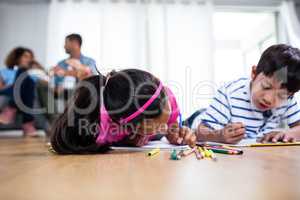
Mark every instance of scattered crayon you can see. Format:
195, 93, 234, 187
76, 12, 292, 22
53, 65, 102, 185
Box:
205, 146, 243, 155
178, 150, 185, 156
170, 150, 181, 160
203, 147, 211, 158
210, 148, 243, 155
147, 148, 160, 157
181, 148, 195, 157
208, 149, 217, 161
194, 147, 203, 160
198, 147, 206, 158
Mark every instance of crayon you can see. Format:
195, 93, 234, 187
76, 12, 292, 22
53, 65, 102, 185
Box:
208, 149, 217, 161
203, 147, 211, 158
147, 148, 160, 157
210, 148, 243, 155
222, 145, 243, 152
194, 147, 203, 160
181, 147, 195, 157
198, 147, 206, 158
249, 142, 300, 147
179, 113, 183, 128
170, 149, 181, 160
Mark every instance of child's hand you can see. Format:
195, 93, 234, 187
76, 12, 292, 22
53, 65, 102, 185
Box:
50, 66, 66, 77
218, 122, 245, 144
166, 123, 197, 147
258, 132, 296, 143
66, 58, 82, 70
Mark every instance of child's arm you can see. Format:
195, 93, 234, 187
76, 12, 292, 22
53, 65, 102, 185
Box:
195, 122, 245, 144
192, 84, 236, 141
259, 122, 300, 143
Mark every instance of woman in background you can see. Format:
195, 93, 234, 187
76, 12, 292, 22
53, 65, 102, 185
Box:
0, 47, 38, 136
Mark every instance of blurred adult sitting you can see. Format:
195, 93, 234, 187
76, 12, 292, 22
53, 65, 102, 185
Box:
50, 33, 98, 101
0, 47, 38, 136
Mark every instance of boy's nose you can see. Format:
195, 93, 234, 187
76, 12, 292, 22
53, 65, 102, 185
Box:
263, 93, 275, 107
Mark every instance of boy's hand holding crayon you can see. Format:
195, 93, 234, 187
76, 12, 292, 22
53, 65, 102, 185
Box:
197, 122, 245, 144
217, 122, 245, 144
166, 123, 197, 147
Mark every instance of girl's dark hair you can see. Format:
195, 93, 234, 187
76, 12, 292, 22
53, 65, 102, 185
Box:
104, 69, 166, 125
256, 44, 300, 93
50, 69, 166, 154
5, 47, 34, 69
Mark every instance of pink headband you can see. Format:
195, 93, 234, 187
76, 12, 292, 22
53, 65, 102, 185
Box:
119, 82, 163, 124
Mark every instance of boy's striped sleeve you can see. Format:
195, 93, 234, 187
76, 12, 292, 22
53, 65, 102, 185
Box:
194, 85, 231, 130
284, 96, 300, 127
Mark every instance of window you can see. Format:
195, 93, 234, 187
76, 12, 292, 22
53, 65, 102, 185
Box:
213, 11, 278, 86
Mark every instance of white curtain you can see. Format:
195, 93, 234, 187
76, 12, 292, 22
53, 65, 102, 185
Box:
46, 0, 214, 115
279, 1, 300, 46
279, 1, 300, 102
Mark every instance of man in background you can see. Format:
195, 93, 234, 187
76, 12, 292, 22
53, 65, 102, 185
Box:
51, 33, 98, 101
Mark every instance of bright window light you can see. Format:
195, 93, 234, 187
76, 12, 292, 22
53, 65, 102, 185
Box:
213, 11, 278, 86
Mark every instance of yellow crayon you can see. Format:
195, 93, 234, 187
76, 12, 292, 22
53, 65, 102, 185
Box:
203, 147, 211, 158
147, 148, 160, 157
249, 142, 300, 147
194, 147, 203, 160
198, 147, 206, 158
208, 149, 217, 161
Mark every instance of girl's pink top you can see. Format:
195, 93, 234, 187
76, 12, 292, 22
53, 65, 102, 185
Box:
96, 87, 179, 146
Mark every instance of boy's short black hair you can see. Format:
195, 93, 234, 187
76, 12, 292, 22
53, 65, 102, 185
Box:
256, 44, 300, 93
66, 33, 82, 47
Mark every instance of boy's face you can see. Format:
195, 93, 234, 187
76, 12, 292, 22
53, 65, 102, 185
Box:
250, 66, 291, 111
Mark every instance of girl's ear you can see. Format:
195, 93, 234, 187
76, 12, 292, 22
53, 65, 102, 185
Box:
251, 65, 257, 81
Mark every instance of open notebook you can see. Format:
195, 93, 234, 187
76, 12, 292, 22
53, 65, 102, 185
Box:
110, 136, 189, 151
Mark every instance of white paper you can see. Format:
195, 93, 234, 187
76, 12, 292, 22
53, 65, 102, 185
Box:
110, 137, 189, 151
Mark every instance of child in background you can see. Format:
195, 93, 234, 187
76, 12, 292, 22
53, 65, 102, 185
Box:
191, 44, 300, 144
51, 69, 196, 154
28, 60, 50, 84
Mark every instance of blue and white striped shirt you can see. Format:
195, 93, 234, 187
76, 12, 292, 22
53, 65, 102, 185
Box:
192, 78, 300, 138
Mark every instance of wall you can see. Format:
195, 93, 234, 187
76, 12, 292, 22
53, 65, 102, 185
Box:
296, 3, 300, 21
0, 2, 49, 67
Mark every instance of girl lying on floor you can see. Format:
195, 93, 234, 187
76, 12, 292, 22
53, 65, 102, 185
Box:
50, 69, 196, 154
